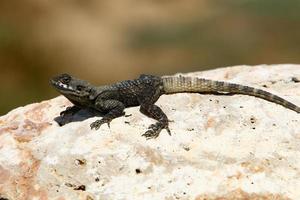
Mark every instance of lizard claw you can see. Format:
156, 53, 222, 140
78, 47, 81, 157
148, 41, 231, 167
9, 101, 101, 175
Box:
165, 126, 171, 136
90, 118, 111, 130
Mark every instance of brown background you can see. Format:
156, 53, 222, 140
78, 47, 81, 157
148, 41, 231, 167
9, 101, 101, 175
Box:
1, 0, 300, 115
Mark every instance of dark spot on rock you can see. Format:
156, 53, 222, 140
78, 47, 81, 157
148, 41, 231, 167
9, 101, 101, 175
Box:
74, 185, 86, 191
125, 121, 130, 124
65, 183, 75, 187
183, 146, 190, 151
135, 168, 141, 174
239, 106, 244, 108
291, 77, 300, 83
125, 114, 132, 117
252, 127, 256, 130
250, 117, 256, 124
95, 177, 100, 182
75, 159, 86, 166
262, 84, 268, 88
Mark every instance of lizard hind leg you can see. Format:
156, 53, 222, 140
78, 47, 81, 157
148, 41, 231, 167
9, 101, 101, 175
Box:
140, 104, 171, 139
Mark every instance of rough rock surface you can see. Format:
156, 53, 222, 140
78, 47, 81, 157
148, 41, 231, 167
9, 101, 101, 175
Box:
0, 64, 300, 200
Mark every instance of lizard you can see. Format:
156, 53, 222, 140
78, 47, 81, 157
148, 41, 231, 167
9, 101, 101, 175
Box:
50, 73, 300, 139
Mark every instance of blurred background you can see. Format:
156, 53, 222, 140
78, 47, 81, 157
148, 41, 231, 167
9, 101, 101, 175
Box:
1, 0, 300, 115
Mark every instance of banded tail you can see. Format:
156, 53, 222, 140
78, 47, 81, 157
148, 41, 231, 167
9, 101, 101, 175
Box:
162, 76, 300, 113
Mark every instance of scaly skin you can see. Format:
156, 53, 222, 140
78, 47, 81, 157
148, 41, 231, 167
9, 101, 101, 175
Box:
162, 75, 300, 113
50, 73, 299, 139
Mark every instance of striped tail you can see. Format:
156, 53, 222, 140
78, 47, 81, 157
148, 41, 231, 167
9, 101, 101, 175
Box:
162, 76, 300, 113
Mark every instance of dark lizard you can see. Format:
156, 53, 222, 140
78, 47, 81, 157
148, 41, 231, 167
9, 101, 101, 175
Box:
50, 73, 300, 139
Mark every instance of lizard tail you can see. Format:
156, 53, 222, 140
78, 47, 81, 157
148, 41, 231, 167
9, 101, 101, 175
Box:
162, 76, 300, 113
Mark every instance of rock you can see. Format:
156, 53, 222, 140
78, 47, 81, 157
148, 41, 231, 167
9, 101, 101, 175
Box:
0, 64, 299, 200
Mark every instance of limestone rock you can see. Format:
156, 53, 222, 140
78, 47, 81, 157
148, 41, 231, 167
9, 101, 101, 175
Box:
0, 64, 299, 200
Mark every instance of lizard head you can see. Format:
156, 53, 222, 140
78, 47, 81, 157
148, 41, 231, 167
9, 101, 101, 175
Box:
50, 73, 92, 104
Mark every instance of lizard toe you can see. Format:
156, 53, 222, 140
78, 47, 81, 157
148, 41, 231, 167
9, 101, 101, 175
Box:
90, 118, 111, 130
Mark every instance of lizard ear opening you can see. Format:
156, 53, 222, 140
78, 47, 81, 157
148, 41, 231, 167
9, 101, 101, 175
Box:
76, 85, 85, 91
89, 89, 98, 100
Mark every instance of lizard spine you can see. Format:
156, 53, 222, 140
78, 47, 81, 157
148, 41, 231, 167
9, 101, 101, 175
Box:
162, 76, 300, 113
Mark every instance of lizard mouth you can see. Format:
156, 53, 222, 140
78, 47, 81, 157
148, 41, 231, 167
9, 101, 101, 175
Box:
50, 79, 75, 92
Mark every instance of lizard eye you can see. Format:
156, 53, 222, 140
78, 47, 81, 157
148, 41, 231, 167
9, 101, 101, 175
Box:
61, 77, 70, 84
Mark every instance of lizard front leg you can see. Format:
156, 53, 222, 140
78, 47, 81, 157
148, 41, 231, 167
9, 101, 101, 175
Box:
60, 105, 81, 117
90, 100, 125, 130
58, 105, 81, 126
140, 104, 171, 139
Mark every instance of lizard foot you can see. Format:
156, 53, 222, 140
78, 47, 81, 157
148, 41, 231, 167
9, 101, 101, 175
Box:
90, 118, 111, 130
142, 122, 171, 139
